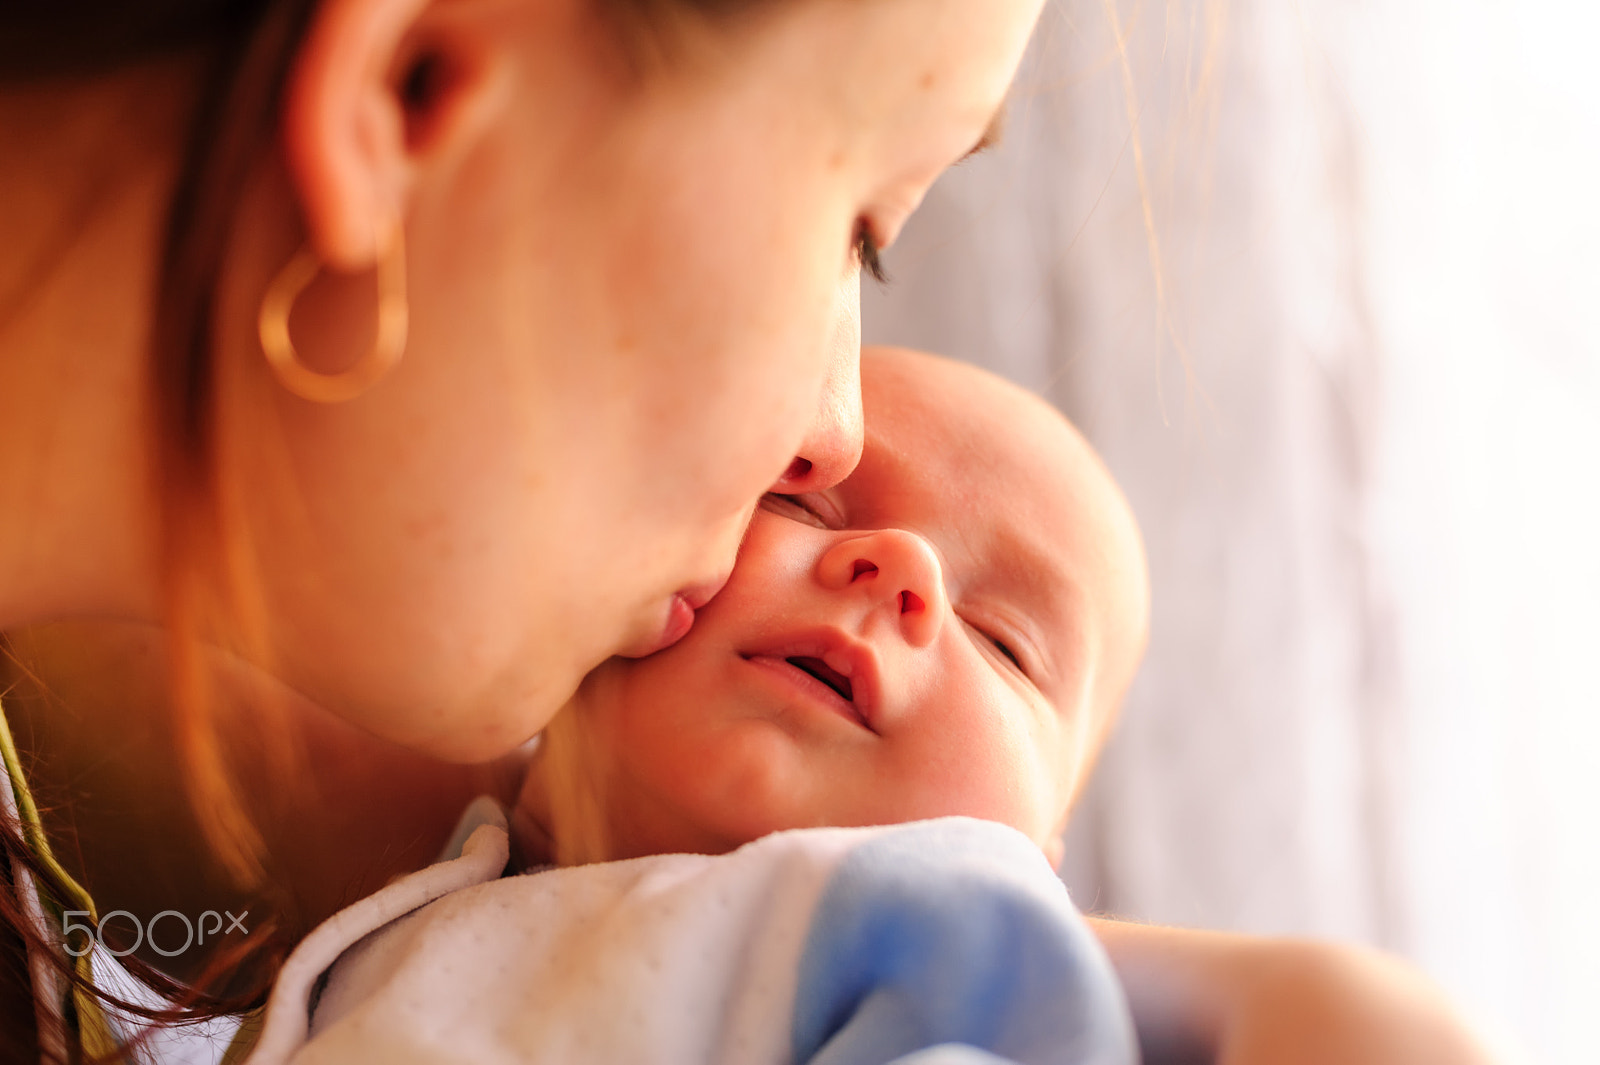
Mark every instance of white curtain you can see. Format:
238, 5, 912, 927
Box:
862, 4, 1600, 1063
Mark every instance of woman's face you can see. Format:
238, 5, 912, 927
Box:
229, 0, 1045, 760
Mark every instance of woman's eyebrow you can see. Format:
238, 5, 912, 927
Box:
961, 107, 1007, 161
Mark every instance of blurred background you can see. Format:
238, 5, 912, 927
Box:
862, 2, 1600, 1063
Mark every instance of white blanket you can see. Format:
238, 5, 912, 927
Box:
246, 816, 1136, 1065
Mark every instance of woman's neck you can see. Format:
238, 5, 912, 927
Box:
0, 62, 197, 631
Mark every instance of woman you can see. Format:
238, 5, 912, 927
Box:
0, 2, 1498, 1062
0, 0, 1043, 1054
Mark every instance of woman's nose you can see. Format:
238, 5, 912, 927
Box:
772, 274, 864, 494
817, 529, 947, 648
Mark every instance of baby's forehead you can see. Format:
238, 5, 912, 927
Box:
854, 347, 1148, 698
857, 350, 1104, 538
859, 356, 1108, 569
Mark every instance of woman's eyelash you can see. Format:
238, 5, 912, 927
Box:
854, 221, 889, 285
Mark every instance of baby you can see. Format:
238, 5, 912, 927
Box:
244, 347, 1150, 1065
515, 344, 1149, 871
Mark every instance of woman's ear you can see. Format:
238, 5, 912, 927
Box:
281, 0, 512, 270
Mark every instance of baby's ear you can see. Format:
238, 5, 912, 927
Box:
1041, 831, 1065, 871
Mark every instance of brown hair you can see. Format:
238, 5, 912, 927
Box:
1, 0, 774, 1058
0, 823, 287, 1063
5, 2, 317, 1054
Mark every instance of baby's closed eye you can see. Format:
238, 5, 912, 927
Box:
761, 492, 835, 529
960, 616, 1029, 677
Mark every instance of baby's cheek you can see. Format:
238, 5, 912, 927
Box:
884, 734, 1015, 827
962, 717, 1061, 838
656, 723, 826, 849
734, 511, 822, 588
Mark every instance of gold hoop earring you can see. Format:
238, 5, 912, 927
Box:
257, 227, 408, 404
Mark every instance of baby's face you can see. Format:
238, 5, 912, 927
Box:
528, 348, 1148, 866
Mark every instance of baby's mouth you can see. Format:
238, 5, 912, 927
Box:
740, 633, 881, 733
785, 656, 853, 704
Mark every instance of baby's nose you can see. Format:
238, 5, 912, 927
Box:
818, 529, 946, 647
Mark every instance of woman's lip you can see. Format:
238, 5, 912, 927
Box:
619, 594, 696, 658
617, 572, 731, 659
680, 572, 731, 611
741, 653, 877, 733
658, 593, 697, 647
